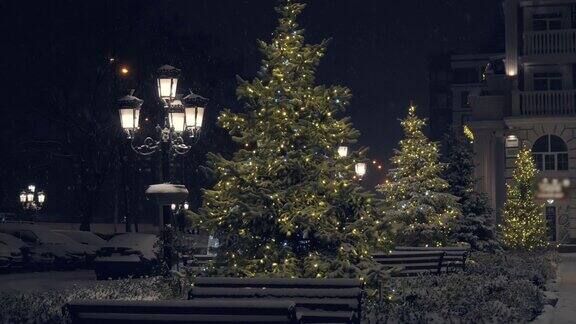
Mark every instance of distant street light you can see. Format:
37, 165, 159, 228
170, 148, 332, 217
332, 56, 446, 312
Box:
355, 163, 367, 178
20, 184, 46, 212
337, 146, 348, 158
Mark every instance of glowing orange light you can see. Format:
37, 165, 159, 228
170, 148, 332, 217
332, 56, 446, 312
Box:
120, 67, 129, 75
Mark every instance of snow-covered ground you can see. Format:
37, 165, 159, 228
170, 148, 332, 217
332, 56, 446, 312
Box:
0, 270, 98, 293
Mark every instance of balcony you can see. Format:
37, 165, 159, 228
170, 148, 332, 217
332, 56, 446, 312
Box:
513, 90, 576, 116
523, 29, 576, 60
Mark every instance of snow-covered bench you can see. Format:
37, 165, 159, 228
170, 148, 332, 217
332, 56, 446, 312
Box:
188, 277, 363, 324
394, 246, 470, 272
63, 299, 298, 323
372, 250, 445, 276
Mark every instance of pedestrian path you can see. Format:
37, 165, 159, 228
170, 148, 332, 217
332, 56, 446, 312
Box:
550, 253, 576, 324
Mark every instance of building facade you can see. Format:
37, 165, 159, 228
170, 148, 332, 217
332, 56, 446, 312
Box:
470, 0, 576, 243
428, 53, 503, 141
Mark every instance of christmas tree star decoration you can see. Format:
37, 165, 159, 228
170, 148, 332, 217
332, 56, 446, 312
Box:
377, 105, 460, 247
199, 0, 390, 278
500, 146, 548, 250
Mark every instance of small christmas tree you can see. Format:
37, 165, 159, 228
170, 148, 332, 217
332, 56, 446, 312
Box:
443, 129, 499, 251
378, 105, 460, 246
200, 1, 390, 278
500, 146, 548, 250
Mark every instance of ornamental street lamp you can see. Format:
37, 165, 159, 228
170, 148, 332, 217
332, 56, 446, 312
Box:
117, 65, 208, 229
20, 184, 46, 212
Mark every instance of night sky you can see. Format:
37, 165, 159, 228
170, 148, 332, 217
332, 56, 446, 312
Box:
0, 0, 504, 220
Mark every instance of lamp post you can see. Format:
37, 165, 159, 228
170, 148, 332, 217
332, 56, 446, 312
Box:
117, 65, 208, 230
19, 184, 46, 222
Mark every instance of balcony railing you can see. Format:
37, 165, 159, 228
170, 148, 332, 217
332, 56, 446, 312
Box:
523, 29, 576, 56
516, 90, 576, 116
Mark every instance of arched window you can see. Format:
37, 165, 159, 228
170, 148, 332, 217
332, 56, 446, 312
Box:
532, 135, 568, 171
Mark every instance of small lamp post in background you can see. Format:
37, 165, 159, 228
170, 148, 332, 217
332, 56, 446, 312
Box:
355, 162, 367, 179
19, 184, 46, 222
337, 146, 349, 158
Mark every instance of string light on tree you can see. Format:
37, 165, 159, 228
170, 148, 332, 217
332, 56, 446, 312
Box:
500, 146, 548, 250
377, 104, 460, 246
200, 0, 390, 278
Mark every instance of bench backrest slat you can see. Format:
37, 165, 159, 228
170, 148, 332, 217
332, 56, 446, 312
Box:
189, 277, 363, 324
393, 246, 470, 272
373, 251, 445, 276
64, 299, 297, 324
193, 277, 362, 289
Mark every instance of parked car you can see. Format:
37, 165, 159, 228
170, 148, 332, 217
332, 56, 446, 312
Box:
0, 232, 53, 270
52, 229, 105, 265
53, 230, 107, 249
0, 223, 91, 269
95, 233, 159, 280
0, 234, 25, 271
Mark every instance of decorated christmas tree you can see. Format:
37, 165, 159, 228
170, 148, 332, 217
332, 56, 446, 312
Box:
442, 129, 499, 251
500, 146, 548, 250
200, 1, 390, 278
377, 105, 460, 247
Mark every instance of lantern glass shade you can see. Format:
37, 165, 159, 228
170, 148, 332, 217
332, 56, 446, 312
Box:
119, 108, 140, 131
185, 106, 206, 129
169, 112, 186, 133
27, 193, 34, 202
28, 184, 36, 193
19, 192, 27, 203
185, 107, 197, 128
355, 163, 367, 177
183, 202, 189, 210
37, 192, 46, 204
158, 78, 178, 101
338, 146, 348, 158
195, 107, 205, 128
171, 204, 177, 211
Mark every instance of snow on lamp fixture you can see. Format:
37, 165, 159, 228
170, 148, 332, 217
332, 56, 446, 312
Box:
355, 163, 367, 178
338, 146, 348, 158
157, 65, 180, 103
28, 184, 35, 193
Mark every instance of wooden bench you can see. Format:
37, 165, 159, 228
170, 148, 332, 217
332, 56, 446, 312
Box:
63, 299, 298, 323
188, 277, 363, 324
395, 246, 470, 272
372, 251, 445, 277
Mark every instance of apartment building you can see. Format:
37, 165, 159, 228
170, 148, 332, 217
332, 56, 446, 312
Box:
469, 0, 576, 243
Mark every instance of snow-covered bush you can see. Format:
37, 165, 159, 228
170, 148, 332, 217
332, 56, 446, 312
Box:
467, 251, 558, 288
365, 251, 556, 323
0, 276, 181, 324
